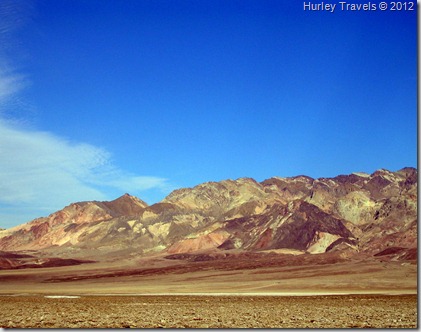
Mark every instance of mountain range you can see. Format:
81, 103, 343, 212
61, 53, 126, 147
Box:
0, 167, 417, 269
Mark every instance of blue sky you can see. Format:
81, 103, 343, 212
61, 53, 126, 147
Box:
0, 0, 417, 227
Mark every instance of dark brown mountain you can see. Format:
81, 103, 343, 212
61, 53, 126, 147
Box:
0, 167, 416, 268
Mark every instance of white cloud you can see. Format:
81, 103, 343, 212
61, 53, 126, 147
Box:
0, 58, 170, 228
0, 118, 172, 225
0, 1, 172, 228
0, 0, 30, 111
106, 176, 171, 192
0, 119, 107, 203
0, 69, 25, 103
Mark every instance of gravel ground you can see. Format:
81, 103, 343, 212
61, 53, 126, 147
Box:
0, 294, 417, 328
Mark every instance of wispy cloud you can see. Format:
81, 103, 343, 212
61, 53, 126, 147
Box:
0, 69, 26, 103
0, 2, 172, 228
0, 116, 172, 227
105, 176, 171, 193
0, 0, 30, 110
0, 119, 109, 204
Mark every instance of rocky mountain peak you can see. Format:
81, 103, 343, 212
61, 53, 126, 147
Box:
162, 177, 273, 216
0, 168, 416, 261
102, 193, 148, 216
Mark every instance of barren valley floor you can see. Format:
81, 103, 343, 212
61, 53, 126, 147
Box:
0, 253, 417, 328
0, 294, 417, 328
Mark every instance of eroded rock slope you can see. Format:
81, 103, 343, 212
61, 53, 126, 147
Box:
0, 168, 416, 263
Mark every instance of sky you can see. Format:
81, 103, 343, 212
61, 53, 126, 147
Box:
0, 0, 417, 228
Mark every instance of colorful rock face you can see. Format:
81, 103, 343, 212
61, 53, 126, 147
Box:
0, 168, 417, 264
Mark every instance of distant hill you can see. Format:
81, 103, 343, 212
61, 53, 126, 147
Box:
0, 167, 416, 269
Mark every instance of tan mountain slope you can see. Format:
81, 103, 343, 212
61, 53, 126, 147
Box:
0, 168, 416, 266
0, 194, 147, 251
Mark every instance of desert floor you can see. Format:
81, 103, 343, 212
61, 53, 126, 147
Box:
0, 252, 417, 328
0, 294, 417, 328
